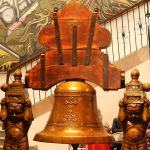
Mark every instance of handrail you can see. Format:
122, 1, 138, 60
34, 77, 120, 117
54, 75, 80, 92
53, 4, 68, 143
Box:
99, 1, 145, 25
6, 49, 47, 83
6, 0, 147, 83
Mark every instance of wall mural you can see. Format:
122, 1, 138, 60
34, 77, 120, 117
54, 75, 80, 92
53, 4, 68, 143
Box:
0, 0, 141, 72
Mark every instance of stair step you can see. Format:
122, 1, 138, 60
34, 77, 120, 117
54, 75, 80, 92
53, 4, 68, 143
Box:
0, 137, 4, 145
0, 122, 3, 126
29, 145, 38, 150
0, 145, 37, 150
0, 130, 5, 137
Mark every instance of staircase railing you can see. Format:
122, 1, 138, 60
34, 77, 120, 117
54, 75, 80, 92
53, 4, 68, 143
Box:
6, 0, 150, 105
100, 1, 150, 63
6, 51, 56, 104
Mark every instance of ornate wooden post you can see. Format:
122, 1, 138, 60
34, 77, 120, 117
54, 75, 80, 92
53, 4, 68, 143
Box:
0, 69, 34, 150
118, 69, 150, 150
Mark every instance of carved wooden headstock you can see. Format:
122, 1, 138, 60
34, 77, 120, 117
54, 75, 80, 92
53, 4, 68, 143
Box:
25, 2, 124, 90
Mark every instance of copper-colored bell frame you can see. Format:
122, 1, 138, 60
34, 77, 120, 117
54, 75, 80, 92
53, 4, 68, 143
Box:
24, 2, 125, 149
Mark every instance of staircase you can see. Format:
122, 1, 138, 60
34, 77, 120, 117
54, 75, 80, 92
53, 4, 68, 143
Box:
114, 45, 149, 71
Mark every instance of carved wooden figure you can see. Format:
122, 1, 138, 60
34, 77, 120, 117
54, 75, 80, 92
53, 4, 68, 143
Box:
0, 69, 34, 150
118, 69, 150, 150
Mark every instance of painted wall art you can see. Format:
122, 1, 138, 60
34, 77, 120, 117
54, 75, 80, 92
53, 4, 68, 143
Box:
0, 0, 141, 71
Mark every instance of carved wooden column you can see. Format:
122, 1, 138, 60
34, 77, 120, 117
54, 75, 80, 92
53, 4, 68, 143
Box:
118, 69, 150, 150
0, 69, 34, 150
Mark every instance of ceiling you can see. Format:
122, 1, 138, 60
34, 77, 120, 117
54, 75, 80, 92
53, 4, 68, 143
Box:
0, 0, 141, 71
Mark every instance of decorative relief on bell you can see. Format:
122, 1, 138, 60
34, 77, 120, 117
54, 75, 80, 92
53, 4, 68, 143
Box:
64, 113, 77, 122
64, 97, 78, 122
65, 97, 78, 105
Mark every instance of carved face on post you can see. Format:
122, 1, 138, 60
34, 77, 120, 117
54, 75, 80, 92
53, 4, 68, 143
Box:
5, 89, 26, 121
7, 102, 24, 121
125, 103, 143, 121
7, 102, 23, 113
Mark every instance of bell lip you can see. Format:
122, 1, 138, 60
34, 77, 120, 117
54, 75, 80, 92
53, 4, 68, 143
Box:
33, 129, 114, 144
34, 134, 114, 144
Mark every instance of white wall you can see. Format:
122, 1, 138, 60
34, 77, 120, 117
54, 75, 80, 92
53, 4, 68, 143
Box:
0, 72, 7, 98
96, 59, 150, 127
28, 111, 69, 150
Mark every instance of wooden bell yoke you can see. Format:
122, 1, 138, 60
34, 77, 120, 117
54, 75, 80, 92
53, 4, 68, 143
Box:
25, 2, 125, 90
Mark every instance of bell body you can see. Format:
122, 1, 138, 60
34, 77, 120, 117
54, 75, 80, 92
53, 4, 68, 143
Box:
34, 81, 113, 144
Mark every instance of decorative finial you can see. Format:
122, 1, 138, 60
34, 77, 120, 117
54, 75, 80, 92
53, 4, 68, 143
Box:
94, 8, 99, 12
131, 69, 140, 80
54, 7, 58, 12
14, 69, 22, 80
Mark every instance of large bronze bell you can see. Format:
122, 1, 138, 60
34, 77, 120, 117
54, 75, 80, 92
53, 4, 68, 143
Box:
34, 80, 113, 144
